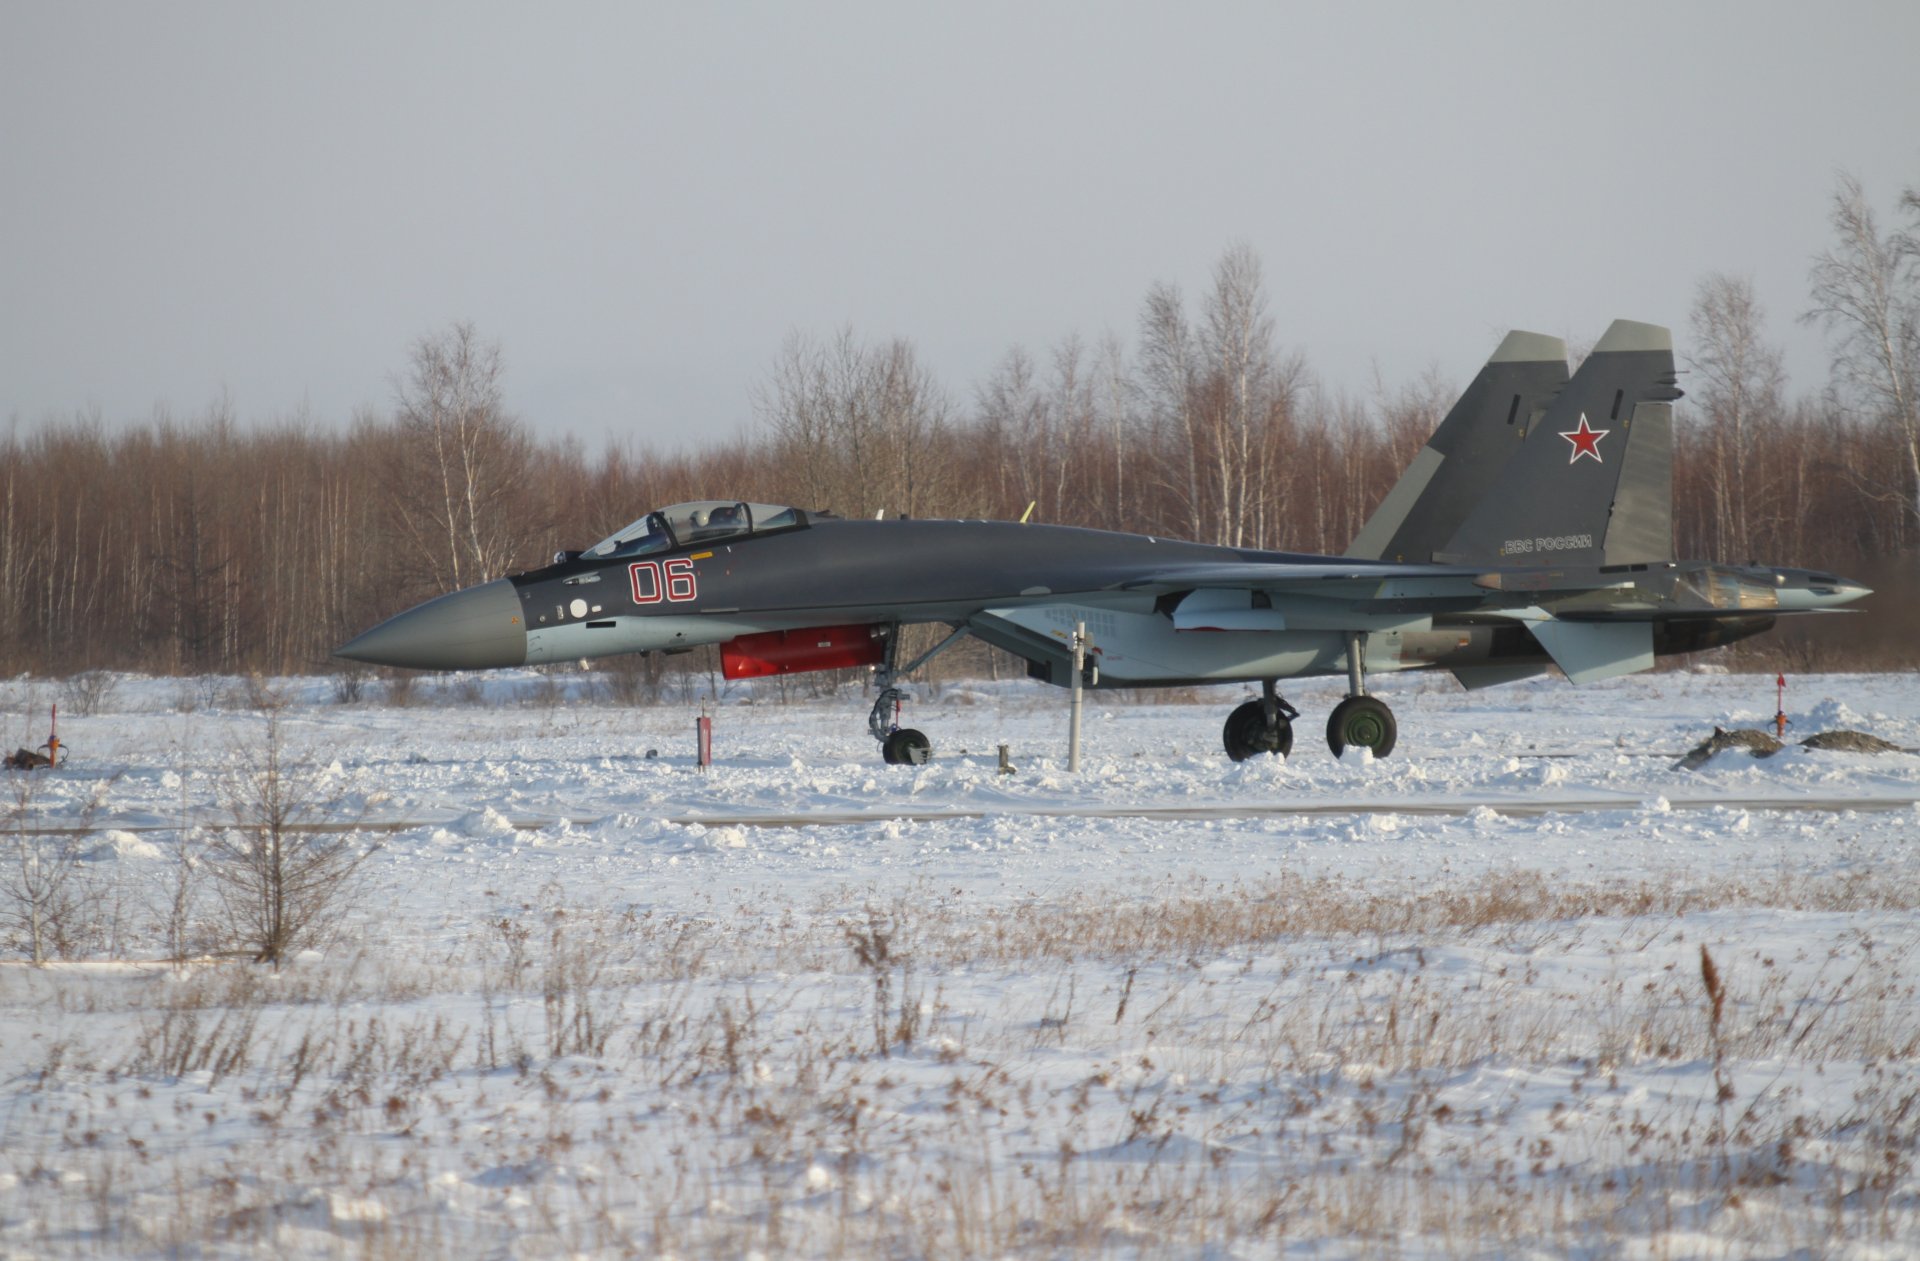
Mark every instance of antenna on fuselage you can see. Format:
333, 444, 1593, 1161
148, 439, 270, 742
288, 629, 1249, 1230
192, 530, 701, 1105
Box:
1019, 501, 1036, 524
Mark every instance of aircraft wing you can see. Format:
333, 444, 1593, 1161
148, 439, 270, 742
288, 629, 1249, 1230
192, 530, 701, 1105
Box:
1109, 561, 1485, 593
1095, 562, 1494, 636
1104, 563, 1653, 683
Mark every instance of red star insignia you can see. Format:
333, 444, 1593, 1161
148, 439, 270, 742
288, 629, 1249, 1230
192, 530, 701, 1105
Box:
1559, 414, 1609, 464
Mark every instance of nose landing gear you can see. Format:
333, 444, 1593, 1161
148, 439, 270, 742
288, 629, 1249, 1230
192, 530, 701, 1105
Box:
881, 726, 932, 765
867, 673, 928, 766
867, 623, 970, 766
868, 678, 931, 766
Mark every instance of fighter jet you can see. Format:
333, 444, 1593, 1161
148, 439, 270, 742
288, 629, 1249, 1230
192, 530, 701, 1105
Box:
336, 320, 1869, 765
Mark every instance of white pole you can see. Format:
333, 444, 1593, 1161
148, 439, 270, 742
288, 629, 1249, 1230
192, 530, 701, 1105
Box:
1068, 620, 1084, 773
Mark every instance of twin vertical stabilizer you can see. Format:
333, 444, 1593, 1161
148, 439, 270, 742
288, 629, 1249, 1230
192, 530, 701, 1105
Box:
1436, 320, 1679, 567
1348, 319, 1685, 687
1345, 330, 1569, 563
1349, 320, 1680, 569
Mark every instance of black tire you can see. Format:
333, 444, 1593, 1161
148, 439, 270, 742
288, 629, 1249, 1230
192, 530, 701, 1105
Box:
1222, 699, 1294, 762
883, 728, 932, 766
1326, 696, 1397, 758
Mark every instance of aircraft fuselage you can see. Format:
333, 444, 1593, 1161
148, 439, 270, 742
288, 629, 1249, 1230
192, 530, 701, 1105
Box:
337, 515, 1856, 688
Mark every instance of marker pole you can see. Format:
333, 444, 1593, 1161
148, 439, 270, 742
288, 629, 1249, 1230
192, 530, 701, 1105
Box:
1774, 673, 1788, 740
1068, 621, 1085, 773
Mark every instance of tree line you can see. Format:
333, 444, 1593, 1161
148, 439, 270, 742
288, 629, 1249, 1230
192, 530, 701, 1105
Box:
4, 175, 1917, 679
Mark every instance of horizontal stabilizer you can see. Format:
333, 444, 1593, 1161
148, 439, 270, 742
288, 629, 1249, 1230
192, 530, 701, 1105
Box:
1527, 619, 1653, 684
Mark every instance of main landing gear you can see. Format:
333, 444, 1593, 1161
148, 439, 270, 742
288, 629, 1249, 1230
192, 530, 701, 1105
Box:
1220, 632, 1398, 761
1326, 695, 1396, 759
1327, 631, 1397, 758
868, 624, 971, 766
1222, 680, 1299, 761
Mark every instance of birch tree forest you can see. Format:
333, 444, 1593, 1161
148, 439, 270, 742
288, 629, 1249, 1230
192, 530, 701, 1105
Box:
5, 176, 1917, 679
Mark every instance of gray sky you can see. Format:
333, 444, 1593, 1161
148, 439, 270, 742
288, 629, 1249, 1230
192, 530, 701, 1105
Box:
5, 2, 1918, 450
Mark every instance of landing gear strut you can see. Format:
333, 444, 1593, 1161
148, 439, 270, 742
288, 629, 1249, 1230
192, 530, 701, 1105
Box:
1223, 679, 1299, 761
1326, 630, 1397, 758
868, 624, 970, 766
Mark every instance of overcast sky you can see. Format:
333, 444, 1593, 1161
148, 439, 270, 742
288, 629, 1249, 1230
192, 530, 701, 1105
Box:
4, 2, 1918, 450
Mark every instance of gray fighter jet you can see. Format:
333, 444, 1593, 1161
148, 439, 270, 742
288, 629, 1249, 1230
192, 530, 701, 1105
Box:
336, 320, 1869, 765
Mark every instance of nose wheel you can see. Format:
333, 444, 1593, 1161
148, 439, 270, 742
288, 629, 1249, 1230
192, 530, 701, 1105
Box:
882, 728, 932, 765
865, 623, 971, 767
869, 684, 927, 765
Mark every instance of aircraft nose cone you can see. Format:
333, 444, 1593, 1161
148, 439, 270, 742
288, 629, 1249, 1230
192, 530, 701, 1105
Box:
334, 579, 527, 670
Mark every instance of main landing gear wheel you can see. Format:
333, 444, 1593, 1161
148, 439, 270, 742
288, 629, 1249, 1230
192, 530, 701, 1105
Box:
882, 728, 932, 766
1222, 698, 1296, 762
1326, 695, 1397, 759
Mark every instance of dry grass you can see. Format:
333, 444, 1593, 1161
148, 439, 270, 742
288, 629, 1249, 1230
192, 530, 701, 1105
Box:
2, 866, 1916, 1257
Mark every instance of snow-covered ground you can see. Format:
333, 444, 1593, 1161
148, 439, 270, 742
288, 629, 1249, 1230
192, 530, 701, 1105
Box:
1, 668, 1917, 1258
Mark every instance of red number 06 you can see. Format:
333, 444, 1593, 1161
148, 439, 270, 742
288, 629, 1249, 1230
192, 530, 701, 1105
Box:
629, 559, 698, 605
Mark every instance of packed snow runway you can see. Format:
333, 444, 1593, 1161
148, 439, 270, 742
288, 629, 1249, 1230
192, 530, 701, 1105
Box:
2, 668, 1917, 1257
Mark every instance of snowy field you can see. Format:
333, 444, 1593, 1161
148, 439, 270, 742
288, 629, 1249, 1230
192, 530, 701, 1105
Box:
2, 668, 1918, 1258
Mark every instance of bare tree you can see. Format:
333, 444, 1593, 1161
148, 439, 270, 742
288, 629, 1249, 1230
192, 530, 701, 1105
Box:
976, 345, 1047, 517
869, 337, 953, 518
0, 421, 25, 670
1690, 273, 1786, 557
759, 328, 953, 519
1803, 173, 1920, 531
2, 776, 85, 964
756, 329, 845, 512
205, 711, 379, 967
1093, 331, 1134, 529
1, 719, 112, 963
389, 321, 533, 591
1137, 279, 1202, 539
1199, 242, 1278, 546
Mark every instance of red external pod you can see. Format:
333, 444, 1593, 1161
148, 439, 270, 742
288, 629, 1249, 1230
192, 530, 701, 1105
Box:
719, 624, 887, 680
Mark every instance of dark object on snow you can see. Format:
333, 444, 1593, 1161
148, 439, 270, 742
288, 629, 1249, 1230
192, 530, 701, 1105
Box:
1678, 725, 1917, 769
1677, 727, 1784, 769
4, 747, 53, 770
1799, 729, 1917, 755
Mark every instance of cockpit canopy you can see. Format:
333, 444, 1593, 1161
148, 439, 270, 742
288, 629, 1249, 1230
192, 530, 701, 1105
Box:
582, 501, 803, 559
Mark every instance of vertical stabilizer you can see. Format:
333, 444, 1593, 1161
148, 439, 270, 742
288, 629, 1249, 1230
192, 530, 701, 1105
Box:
1436, 320, 1680, 567
1346, 330, 1568, 561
